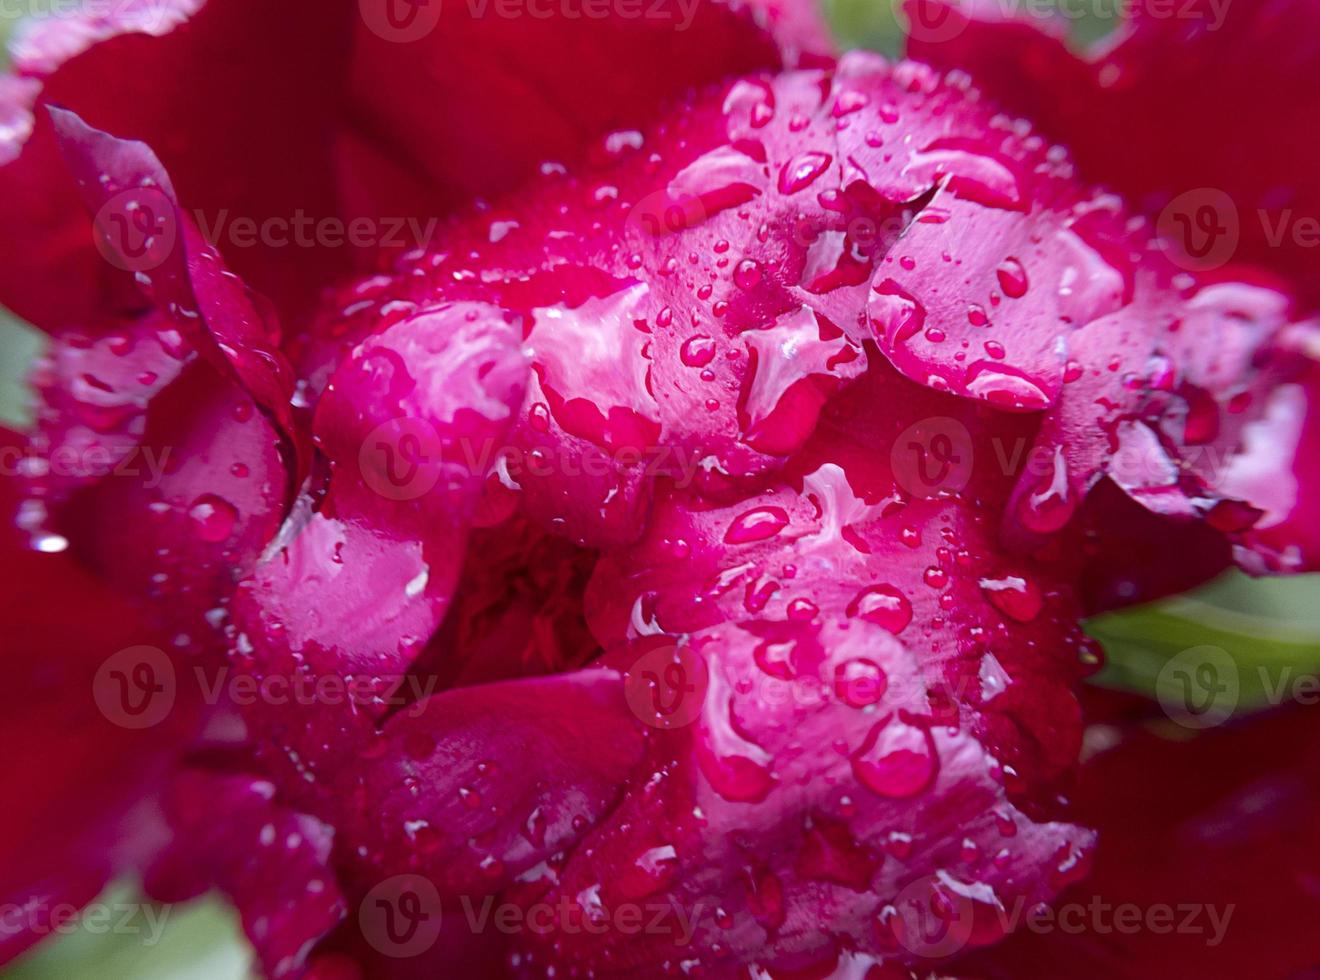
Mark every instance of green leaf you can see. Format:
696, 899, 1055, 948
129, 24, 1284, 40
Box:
1088, 572, 1320, 727
5, 884, 254, 980
821, 0, 904, 54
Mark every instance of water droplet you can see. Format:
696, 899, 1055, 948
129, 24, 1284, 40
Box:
725, 506, 790, 544
978, 575, 1043, 622
846, 585, 912, 634
734, 259, 763, 291
786, 597, 818, 621
680, 335, 717, 368
753, 637, 797, 679
965, 365, 1051, 411
778, 152, 833, 195
851, 716, 938, 798
995, 258, 1029, 298
1017, 447, 1075, 534
188, 495, 237, 543
618, 845, 679, 899
834, 658, 888, 707
698, 694, 775, 803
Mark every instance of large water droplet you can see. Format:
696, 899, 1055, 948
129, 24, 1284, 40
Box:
995, 257, 1029, 299
978, 575, 1043, 622
851, 716, 938, 798
846, 584, 912, 634
725, 506, 790, 544
834, 658, 888, 707
188, 494, 238, 543
778, 152, 833, 195
680, 335, 717, 368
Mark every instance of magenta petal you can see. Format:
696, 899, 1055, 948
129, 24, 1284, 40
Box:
344, 0, 833, 216
65, 360, 287, 648
49, 108, 300, 452
1002, 276, 1320, 575
148, 771, 346, 979
0, 873, 109, 967
28, 311, 189, 504
958, 707, 1320, 979
231, 304, 527, 811
0, 430, 196, 948
527, 621, 1093, 975
349, 671, 644, 898
905, 0, 1320, 308
0, 0, 346, 327
297, 64, 892, 546
242, 302, 527, 680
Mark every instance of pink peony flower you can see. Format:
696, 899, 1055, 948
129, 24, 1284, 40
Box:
1, 1, 1316, 976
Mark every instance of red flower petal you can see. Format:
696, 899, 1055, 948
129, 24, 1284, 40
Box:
231, 303, 527, 808
0, 0, 829, 330
957, 707, 1320, 979
345, 0, 833, 217
63, 359, 288, 648
905, 0, 1320, 307
25, 312, 188, 504
147, 771, 347, 979
0, 429, 197, 960
526, 620, 1093, 975
347, 671, 644, 898
49, 109, 300, 452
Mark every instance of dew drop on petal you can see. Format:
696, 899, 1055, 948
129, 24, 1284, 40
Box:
188, 494, 237, 543
852, 716, 938, 798
846, 584, 912, 634
724, 506, 790, 544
